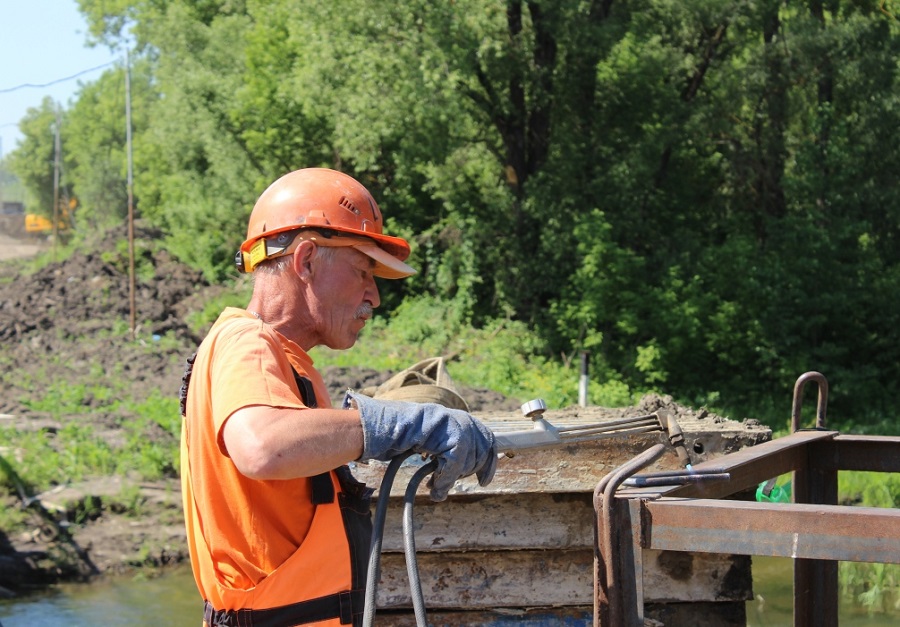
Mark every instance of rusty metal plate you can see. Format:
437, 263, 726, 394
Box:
374, 548, 750, 609
372, 606, 593, 626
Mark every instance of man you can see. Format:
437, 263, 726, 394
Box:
179, 168, 497, 627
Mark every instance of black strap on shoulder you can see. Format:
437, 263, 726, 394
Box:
292, 371, 318, 409
203, 589, 363, 627
290, 368, 336, 506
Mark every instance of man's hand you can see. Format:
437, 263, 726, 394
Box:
347, 392, 497, 501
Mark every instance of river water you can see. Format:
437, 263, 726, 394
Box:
0, 567, 199, 627
1, 557, 898, 626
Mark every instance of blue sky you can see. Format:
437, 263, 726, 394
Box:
0, 0, 120, 159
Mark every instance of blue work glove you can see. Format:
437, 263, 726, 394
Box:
347, 391, 498, 501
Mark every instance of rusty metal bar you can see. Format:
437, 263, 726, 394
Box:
593, 428, 900, 626
819, 435, 900, 473
786, 371, 838, 626
793, 430, 839, 626
640, 499, 900, 564
795, 556, 837, 627
591, 371, 900, 627
791, 371, 829, 432
622, 471, 730, 488
593, 443, 665, 627
658, 430, 837, 499
626, 499, 644, 624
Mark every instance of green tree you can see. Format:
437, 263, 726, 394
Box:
64, 62, 137, 230
7, 98, 70, 219
70, 0, 900, 424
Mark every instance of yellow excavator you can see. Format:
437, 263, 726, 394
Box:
24, 197, 75, 234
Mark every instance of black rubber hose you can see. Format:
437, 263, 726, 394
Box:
363, 454, 410, 627
403, 459, 439, 627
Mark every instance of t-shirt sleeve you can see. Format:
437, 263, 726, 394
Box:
209, 322, 306, 454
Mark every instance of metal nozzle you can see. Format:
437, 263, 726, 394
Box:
659, 409, 692, 469
521, 398, 548, 419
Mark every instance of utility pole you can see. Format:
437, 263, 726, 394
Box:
53, 106, 61, 262
579, 350, 590, 407
125, 48, 137, 341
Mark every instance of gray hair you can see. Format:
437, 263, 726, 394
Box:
253, 244, 340, 277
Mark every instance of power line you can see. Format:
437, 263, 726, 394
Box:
0, 62, 116, 94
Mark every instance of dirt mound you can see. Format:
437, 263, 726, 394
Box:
0, 224, 206, 344
318, 365, 520, 412
0, 225, 209, 451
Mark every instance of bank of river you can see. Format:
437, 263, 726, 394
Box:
0, 567, 199, 626
2, 557, 898, 626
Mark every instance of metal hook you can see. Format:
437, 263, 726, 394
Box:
790, 371, 829, 432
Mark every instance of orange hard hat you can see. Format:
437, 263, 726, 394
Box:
237, 168, 415, 278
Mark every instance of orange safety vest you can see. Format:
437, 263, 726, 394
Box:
180, 322, 372, 626
184, 465, 372, 626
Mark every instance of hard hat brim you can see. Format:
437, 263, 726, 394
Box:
353, 242, 417, 279
238, 228, 415, 278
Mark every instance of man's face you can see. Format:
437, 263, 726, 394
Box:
307, 246, 381, 350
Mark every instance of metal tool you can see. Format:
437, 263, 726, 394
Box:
491, 398, 688, 464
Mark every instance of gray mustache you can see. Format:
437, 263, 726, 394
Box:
355, 303, 374, 320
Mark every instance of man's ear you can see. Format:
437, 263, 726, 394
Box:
293, 240, 317, 282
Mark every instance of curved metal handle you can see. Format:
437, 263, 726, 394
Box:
791, 371, 829, 432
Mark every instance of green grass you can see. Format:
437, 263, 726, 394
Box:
0, 424, 114, 489
0, 359, 182, 527
185, 277, 253, 335
839, 471, 900, 615
0, 381, 182, 538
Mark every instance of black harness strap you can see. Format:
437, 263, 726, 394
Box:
203, 590, 363, 627
288, 369, 373, 627
290, 369, 336, 505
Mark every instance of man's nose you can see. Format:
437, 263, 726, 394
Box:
367, 278, 381, 308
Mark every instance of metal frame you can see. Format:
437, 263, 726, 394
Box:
593, 372, 900, 626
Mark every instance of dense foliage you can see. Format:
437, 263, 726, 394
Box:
6, 0, 899, 427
